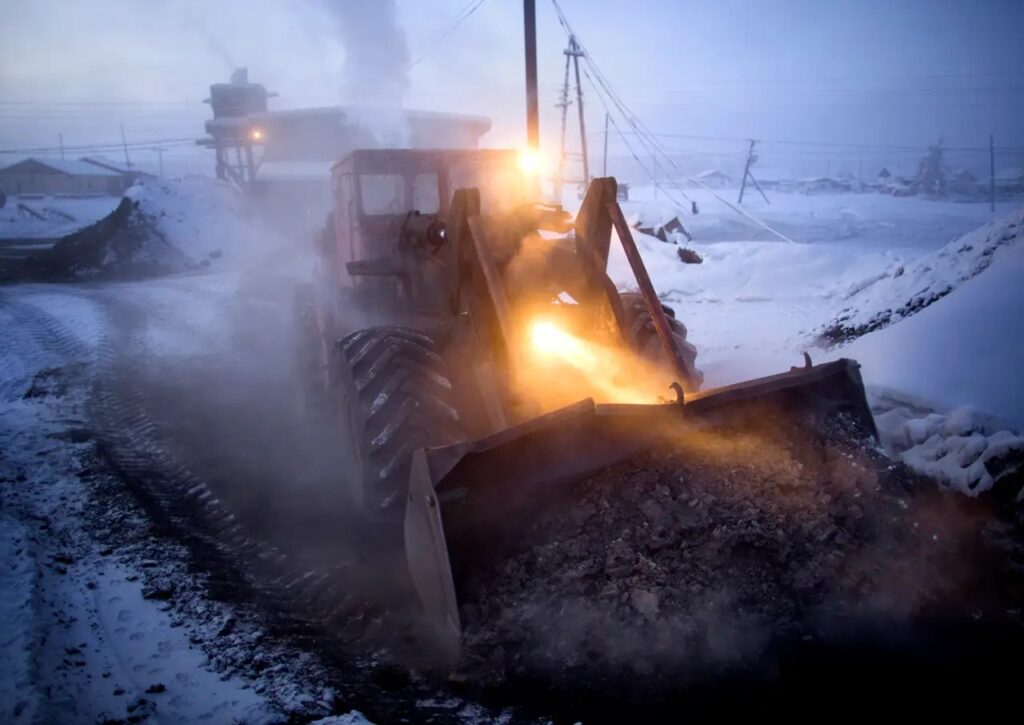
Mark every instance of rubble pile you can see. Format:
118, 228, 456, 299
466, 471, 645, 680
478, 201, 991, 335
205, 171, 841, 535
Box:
458, 421, 1017, 693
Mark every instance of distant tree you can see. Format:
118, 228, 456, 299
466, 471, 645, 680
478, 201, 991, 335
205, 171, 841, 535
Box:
915, 139, 947, 196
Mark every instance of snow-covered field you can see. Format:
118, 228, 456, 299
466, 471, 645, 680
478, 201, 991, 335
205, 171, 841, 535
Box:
596, 184, 1024, 495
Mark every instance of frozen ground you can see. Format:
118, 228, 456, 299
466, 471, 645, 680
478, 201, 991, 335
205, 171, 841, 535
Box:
0, 268, 518, 723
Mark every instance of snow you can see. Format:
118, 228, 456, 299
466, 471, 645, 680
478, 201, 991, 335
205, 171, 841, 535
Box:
0, 196, 121, 240
311, 713, 375, 724
874, 403, 1024, 495
843, 239, 1024, 427
0, 516, 36, 721
591, 184, 1024, 493
605, 228, 899, 385
125, 176, 286, 265
621, 186, 1016, 250
0, 289, 301, 723
822, 206, 1023, 338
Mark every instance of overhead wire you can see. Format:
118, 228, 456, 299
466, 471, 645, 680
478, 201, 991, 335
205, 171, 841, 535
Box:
550, 0, 797, 244
407, 0, 489, 72
0, 137, 197, 155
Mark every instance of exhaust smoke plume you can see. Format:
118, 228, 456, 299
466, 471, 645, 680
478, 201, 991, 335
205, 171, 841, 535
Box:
323, 0, 411, 147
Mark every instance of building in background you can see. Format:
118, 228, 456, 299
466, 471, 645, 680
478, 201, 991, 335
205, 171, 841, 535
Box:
0, 158, 126, 196
692, 169, 733, 189
198, 69, 492, 235
80, 156, 154, 186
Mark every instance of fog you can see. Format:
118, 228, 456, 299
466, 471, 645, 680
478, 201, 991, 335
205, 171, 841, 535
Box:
1, 0, 1022, 179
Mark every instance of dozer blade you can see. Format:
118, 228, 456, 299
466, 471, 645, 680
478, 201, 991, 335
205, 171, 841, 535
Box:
404, 358, 876, 661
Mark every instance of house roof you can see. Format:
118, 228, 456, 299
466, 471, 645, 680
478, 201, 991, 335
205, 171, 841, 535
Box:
80, 156, 140, 175
695, 169, 731, 180
0, 157, 122, 177
995, 167, 1023, 181
750, 167, 793, 182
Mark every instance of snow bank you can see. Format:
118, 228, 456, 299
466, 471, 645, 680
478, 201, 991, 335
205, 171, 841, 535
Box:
22, 177, 287, 280
842, 238, 1024, 427
820, 206, 1023, 342
603, 226, 898, 386
875, 404, 1024, 497
125, 176, 279, 266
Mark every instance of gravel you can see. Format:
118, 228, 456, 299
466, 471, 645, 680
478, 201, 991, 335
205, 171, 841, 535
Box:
457, 417, 1021, 699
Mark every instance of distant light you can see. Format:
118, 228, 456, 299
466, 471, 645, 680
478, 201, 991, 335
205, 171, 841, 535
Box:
517, 147, 544, 176
250, 128, 264, 142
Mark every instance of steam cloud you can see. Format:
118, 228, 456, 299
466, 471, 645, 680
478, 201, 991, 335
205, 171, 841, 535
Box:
323, 0, 410, 146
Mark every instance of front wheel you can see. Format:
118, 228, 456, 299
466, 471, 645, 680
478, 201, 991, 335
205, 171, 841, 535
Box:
620, 292, 703, 392
333, 326, 463, 513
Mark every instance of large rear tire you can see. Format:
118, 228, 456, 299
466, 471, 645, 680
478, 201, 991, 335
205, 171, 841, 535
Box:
335, 327, 463, 513
620, 292, 703, 392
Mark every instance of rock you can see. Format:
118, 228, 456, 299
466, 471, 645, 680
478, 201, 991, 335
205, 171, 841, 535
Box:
142, 580, 175, 601
677, 247, 703, 264
631, 589, 660, 618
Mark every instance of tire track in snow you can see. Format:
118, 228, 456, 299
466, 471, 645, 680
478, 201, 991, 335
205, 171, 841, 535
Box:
3, 282, 499, 723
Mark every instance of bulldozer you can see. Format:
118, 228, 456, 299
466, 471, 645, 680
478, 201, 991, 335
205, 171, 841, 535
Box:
294, 147, 877, 661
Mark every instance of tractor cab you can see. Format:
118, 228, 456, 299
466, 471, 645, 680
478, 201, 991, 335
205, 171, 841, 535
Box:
327, 149, 527, 288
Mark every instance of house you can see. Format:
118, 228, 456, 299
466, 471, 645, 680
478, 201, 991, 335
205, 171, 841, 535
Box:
994, 167, 1024, 194
0, 158, 126, 196
796, 176, 849, 194
877, 167, 893, 183
750, 167, 796, 192
948, 169, 978, 196
693, 169, 733, 189
80, 156, 153, 186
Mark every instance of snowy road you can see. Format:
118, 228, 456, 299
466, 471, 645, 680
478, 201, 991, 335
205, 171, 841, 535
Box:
0, 274, 503, 724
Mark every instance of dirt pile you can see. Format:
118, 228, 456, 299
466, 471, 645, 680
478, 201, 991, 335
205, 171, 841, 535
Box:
47, 197, 191, 279
458, 419, 1021, 700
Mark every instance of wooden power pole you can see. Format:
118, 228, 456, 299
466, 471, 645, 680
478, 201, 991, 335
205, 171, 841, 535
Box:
120, 122, 132, 168
555, 34, 590, 195
738, 139, 769, 205
523, 0, 539, 151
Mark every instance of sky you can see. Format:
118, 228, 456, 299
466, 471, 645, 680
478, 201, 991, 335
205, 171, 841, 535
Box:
1, 0, 1021, 178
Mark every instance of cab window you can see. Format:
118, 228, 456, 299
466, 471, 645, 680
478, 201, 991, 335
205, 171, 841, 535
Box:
359, 174, 405, 215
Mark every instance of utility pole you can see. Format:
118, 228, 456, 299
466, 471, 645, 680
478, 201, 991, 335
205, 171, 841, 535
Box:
120, 122, 132, 168
555, 34, 590, 196
602, 112, 609, 177
523, 0, 539, 151
989, 133, 995, 213
58, 133, 65, 160
555, 44, 571, 198
569, 36, 589, 184
151, 147, 165, 179
737, 139, 768, 204
738, 140, 755, 204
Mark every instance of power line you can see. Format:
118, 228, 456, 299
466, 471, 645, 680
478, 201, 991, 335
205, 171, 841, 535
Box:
407, 0, 489, 72
594, 131, 1024, 154
550, 0, 797, 244
0, 137, 197, 155
0, 100, 199, 107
